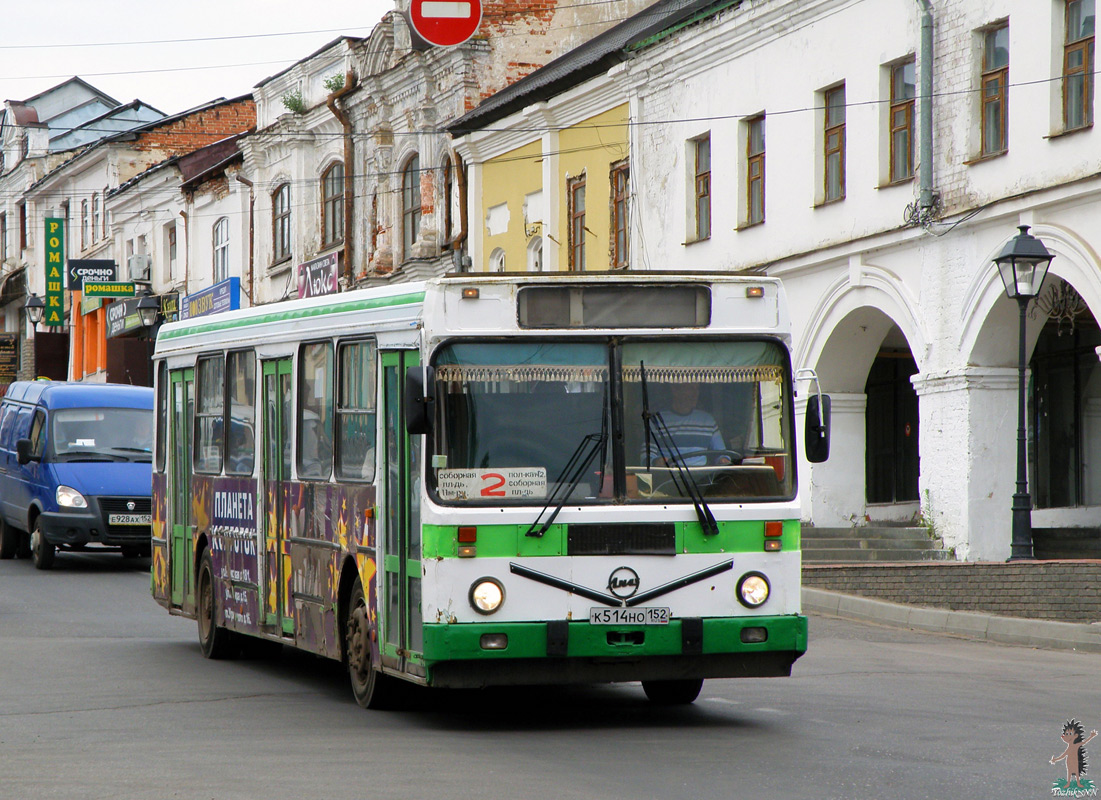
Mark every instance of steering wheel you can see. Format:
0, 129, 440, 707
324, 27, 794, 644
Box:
649, 450, 743, 496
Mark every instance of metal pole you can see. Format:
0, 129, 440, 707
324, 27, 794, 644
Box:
1010, 296, 1035, 560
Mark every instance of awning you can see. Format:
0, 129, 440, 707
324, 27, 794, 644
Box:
0, 266, 26, 308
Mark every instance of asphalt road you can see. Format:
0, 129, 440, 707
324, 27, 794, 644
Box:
1, 550, 1097, 800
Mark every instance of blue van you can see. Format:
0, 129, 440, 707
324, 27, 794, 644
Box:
0, 381, 154, 569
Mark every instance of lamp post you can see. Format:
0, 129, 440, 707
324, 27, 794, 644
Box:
993, 225, 1055, 561
136, 293, 161, 329
24, 294, 45, 327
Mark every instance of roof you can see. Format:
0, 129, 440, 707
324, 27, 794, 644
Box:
253, 36, 364, 89
448, 0, 738, 133
3, 381, 153, 409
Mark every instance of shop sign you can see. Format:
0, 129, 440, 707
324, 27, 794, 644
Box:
180, 277, 240, 320
106, 297, 145, 338
43, 219, 65, 326
297, 252, 340, 299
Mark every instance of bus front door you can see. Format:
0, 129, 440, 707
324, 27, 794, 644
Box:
262, 358, 295, 636
380, 351, 424, 677
169, 369, 194, 610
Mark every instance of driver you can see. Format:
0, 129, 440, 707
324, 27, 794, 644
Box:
648, 383, 731, 467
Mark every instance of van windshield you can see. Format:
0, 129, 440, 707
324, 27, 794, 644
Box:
48, 407, 153, 462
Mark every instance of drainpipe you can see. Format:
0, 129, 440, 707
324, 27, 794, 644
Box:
178, 210, 189, 296
917, 0, 935, 215
326, 71, 359, 286
453, 152, 468, 270
236, 174, 256, 305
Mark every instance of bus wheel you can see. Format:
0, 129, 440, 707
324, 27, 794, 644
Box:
642, 678, 704, 705
197, 549, 235, 659
0, 519, 18, 559
346, 577, 393, 709
30, 521, 55, 570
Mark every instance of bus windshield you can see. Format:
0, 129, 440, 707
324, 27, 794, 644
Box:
430, 339, 794, 505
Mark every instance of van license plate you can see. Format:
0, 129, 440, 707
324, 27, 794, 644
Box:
109, 514, 151, 526
589, 607, 669, 625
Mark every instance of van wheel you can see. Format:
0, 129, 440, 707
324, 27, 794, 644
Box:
0, 519, 18, 559
345, 576, 396, 709
642, 678, 704, 705
30, 521, 55, 570
197, 549, 235, 659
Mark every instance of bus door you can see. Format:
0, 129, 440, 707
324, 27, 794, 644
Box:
380, 351, 423, 674
261, 358, 295, 635
169, 369, 194, 609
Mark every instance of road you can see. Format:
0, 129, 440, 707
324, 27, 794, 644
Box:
1, 550, 1097, 800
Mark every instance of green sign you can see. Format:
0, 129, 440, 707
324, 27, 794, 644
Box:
83, 281, 136, 298
43, 218, 65, 326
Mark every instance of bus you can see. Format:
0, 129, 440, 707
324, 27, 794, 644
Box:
151, 272, 830, 708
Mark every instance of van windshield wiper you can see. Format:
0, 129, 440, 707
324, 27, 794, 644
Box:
640, 362, 719, 536
54, 450, 127, 462
526, 380, 609, 538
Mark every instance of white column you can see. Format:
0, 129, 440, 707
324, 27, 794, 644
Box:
797, 393, 866, 526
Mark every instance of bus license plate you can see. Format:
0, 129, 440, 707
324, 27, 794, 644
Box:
108, 514, 151, 526
589, 607, 670, 625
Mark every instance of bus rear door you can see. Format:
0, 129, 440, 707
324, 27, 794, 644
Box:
380, 351, 424, 677
262, 358, 295, 636
169, 369, 194, 609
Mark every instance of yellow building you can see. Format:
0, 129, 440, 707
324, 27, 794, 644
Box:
451, 75, 631, 273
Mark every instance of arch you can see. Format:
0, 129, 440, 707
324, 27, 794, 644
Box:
795, 267, 927, 392
961, 222, 1101, 367
527, 236, 544, 271
489, 247, 505, 273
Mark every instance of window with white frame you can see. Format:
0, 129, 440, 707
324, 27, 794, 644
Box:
746, 115, 765, 224
273, 183, 291, 263
80, 200, 89, 250
91, 194, 100, 244
213, 217, 230, 282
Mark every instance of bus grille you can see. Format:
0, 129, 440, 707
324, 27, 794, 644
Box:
567, 523, 676, 555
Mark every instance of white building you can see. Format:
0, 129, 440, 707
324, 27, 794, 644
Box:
621, 0, 1101, 559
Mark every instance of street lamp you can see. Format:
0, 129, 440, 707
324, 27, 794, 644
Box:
24, 293, 45, 326
136, 293, 161, 329
993, 225, 1055, 561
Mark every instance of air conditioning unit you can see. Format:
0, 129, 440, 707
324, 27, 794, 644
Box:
127, 254, 151, 282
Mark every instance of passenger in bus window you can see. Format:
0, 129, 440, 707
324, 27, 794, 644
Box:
649, 383, 731, 467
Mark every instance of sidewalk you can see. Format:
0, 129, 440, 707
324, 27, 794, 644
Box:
803, 587, 1101, 654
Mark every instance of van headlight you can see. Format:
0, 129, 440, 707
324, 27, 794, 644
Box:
737, 572, 770, 608
469, 578, 505, 615
56, 485, 88, 508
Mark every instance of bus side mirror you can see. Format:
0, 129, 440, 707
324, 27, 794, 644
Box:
804, 394, 831, 463
405, 366, 435, 435
16, 438, 37, 465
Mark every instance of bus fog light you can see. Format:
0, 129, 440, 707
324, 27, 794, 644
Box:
737, 572, 770, 608
740, 626, 768, 643
480, 633, 508, 650
469, 578, 505, 614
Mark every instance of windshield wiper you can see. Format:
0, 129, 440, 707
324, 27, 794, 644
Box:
55, 450, 127, 462
526, 381, 609, 538
640, 361, 719, 536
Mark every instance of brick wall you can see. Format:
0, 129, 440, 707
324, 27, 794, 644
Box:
803, 562, 1101, 623
132, 99, 256, 158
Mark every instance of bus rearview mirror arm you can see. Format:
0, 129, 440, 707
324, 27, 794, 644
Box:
405, 365, 436, 435
797, 369, 831, 464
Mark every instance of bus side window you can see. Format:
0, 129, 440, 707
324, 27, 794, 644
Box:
336, 340, 376, 482
298, 341, 334, 481
226, 350, 256, 476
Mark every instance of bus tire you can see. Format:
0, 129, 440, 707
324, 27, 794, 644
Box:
30, 520, 55, 570
345, 576, 394, 709
0, 519, 17, 559
642, 678, 704, 705
197, 549, 236, 660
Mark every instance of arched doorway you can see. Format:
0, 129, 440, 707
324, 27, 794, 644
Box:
864, 325, 919, 505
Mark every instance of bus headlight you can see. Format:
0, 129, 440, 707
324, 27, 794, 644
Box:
737, 572, 770, 608
469, 578, 505, 615
56, 485, 88, 508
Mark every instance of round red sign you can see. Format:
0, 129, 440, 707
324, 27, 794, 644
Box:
409, 0, 483, 47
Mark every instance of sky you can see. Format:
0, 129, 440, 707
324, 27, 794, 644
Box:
0, 0, 394, 116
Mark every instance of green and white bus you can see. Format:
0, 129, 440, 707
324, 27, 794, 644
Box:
151, 272, 830, 707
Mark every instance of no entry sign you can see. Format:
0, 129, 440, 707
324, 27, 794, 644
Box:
409, 0, 483, 47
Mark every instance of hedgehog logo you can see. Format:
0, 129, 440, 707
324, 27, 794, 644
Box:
1052, 719, 1098, 796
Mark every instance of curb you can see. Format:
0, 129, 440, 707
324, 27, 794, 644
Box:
802, 588, 1101, 654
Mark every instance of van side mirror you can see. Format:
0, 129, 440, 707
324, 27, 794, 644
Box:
405, 365, 435, 435
804, 394, 831, 463
16, 438, 37, 465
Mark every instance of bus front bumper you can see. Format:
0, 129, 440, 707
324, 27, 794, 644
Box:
423, 614, 807, 689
